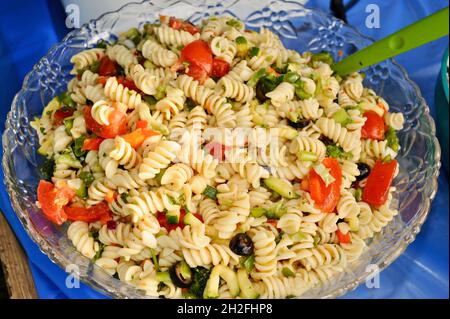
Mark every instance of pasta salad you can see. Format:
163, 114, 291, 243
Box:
31, 15, 404, 299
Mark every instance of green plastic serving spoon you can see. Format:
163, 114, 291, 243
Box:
333, 7, 449, 76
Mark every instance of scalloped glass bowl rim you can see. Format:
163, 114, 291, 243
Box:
1, 0, 441, 299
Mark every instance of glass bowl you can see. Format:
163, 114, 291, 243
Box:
1, 0, 441, 299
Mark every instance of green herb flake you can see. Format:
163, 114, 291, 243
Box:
226, 19, 243, 29
79, 171, 95, 187
241, 254, 255, 273
202, 185, 218, 200
354, 188, 363, 202
385, 127, 399, 152
249, 47, 260, 58
72, 136, 87, 158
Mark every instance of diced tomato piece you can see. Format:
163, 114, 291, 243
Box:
97, 76, 108, 85
309, 158, 342, 213
82, 137, 104, 151
169, 16, 183, 30
211, 58, 230, 78
136, 120, 148, 129
65, 202, 112, 224
186, 64, 209, 84
104, 191, 117, 203
121, 128, 160, 149
117, 76, 140, 92
266, 219, 280, 231
156, 209, 187, 232
53, 108, 74, 126
361, 110, 386, 140
169, 16, 200, 35
300, 178, 310, 192
362, 159, 397, 206
98, 56, 118, 77
336, 229, 351, 244
159, 15, 168, 24
181, 40, 213, 75
37, 180, 75, 225
193, 213, 203, 223
267, 67, 279, 76
83, 106, 127, 139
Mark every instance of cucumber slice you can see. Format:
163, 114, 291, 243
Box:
166, 210, 180, 224
237, 269, 259, 299
156, 271, 172, 283
312, 163, 335, 187
203, 265, 239, 299
281, 267, 295, 277
55, 152, 82, 169
183, 213, 202, 227
250, 207, 267, 218
278, 127, 298, 140
37, 136, 54, 156
264, 177, 297, 199
297, 150, 318, 162
332, 109, 352, 126
76, 182, 87, 199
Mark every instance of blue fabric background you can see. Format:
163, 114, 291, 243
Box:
0, 0, 448, 298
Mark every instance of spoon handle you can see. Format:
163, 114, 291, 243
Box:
333, 7, 449, 76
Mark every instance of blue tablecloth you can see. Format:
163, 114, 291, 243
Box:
0, 0, 448, 299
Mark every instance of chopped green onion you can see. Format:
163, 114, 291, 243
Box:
226, 19, 243, 29
143, 95, 157, 105
122, 27, 141, 45
235, 36, 247, 45
185, 97, 197, 111
96, 40, 108, 49
76, 182, 87, 199
385, 127, 399, 152
382, 155, 392, 163
282, 71, 300, 84
58, 92, 75, 109
332, 109, 352, 126
156, 271, 172, 283
89, 60, 100, 73
202, 185, 218, 200
250, 207, 267, 218
249, 47, 260, 58
294, 79, 312, 100
63, 118, 74, 134
241, 254, 255, 273
72, 136, 86, 158
143, 59, 155, 69
247, 68, 267, 87
79, 171, 95, 187
235, 36, 248, 58
313, 163, 336, 187
298, 150, 318, 162
354, 188, 363, 202
282, 267, 295, 277
310, 51, 334, 65
120, 192, 129, 203
154, 86, 166, 100
150, 248, 160, 272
